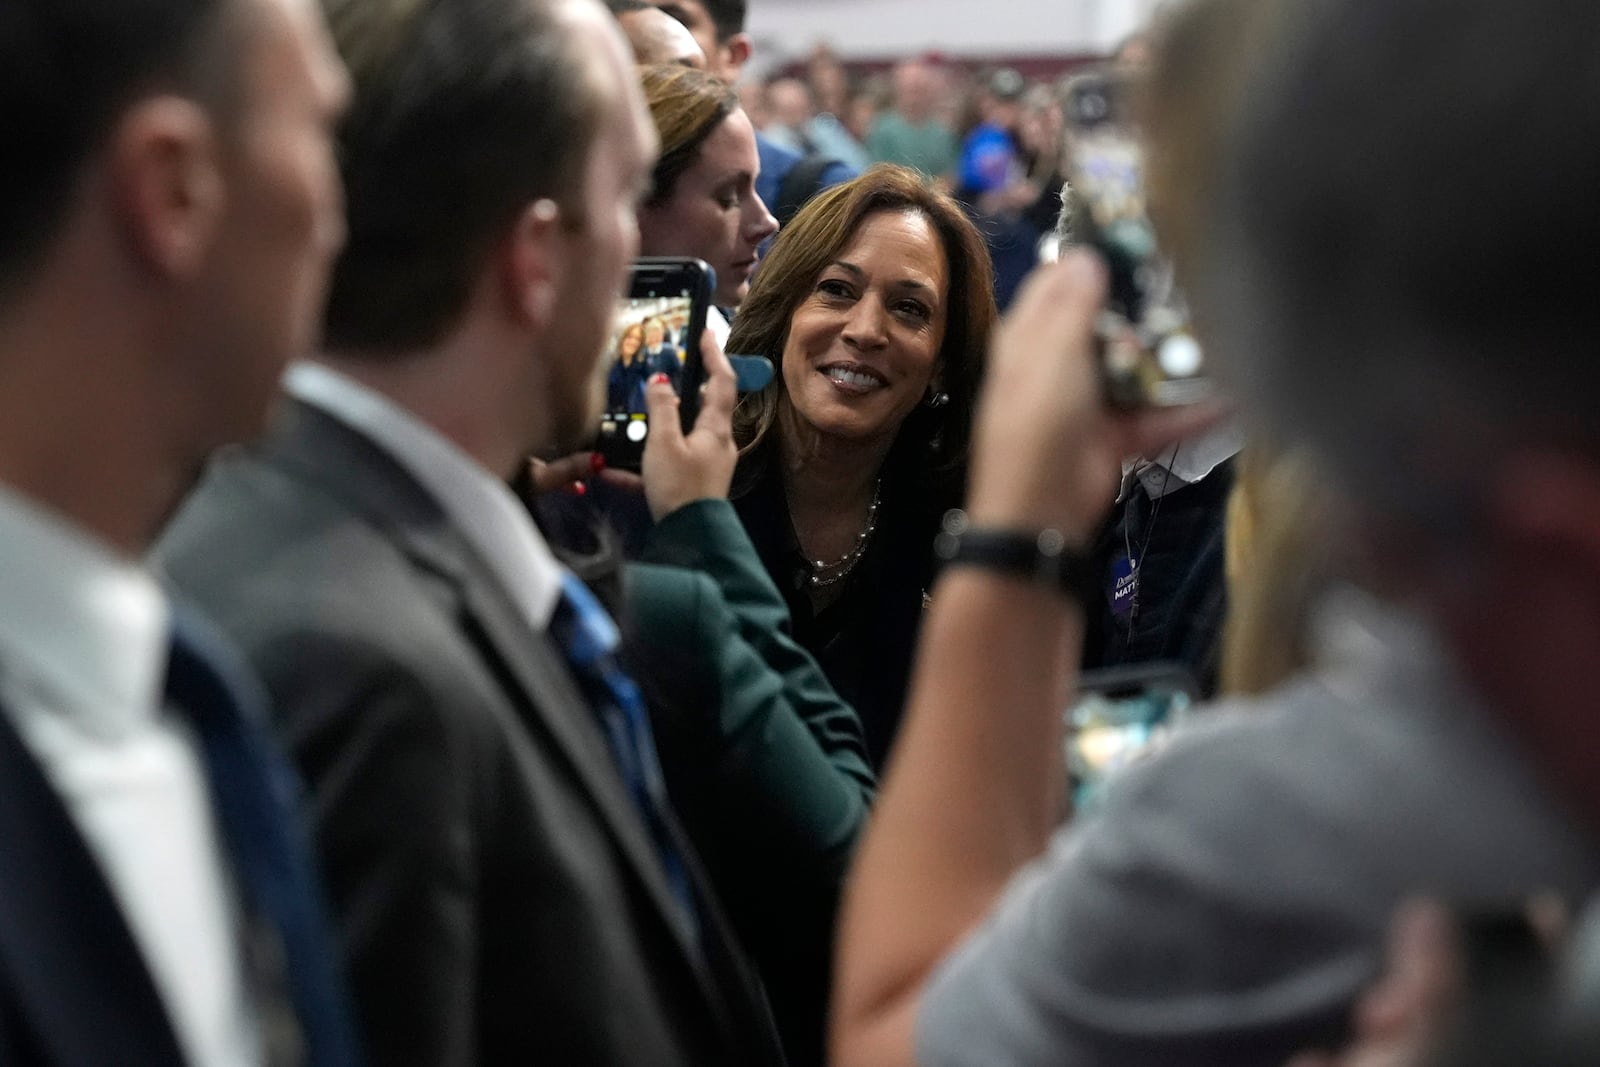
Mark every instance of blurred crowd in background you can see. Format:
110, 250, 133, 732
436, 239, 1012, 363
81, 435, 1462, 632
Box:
5, 0, 1600, 1066
744, 43, 1124, 307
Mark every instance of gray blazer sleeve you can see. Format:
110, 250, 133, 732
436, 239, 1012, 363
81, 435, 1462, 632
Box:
250, 627, 494, 1067
914, 704, 1386, 1067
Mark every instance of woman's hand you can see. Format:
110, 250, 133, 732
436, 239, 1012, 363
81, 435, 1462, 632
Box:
1288, 896, 1573, 1067
521, 330, 738, 515
525, 450, 641, 497
639, 327, 739, 520
1285, 903, 1461, 1067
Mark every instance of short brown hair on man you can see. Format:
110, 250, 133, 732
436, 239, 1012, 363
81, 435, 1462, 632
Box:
321, 0, 612, 354
0, 0, 253, 301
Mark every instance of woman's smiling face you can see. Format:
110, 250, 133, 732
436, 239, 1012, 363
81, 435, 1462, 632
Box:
618, 324, 644, 360
779, 209, 949, 451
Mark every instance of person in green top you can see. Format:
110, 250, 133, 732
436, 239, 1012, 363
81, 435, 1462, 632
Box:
866, 60, 959, 181
528, 334, 874, 1067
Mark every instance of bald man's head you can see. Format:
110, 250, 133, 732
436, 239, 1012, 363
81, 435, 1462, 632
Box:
617, 5, 705, 68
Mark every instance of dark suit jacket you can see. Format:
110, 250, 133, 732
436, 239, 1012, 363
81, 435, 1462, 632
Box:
731, 440, 952, 770
643, 345, 682, 391
624, 501, 876, 1067
0, 605, 352, 1067
157, 398, 784, 1067
1082, 458, 1236, 698
0, 710, 190, 1066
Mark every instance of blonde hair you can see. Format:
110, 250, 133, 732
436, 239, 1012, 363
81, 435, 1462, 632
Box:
1142, 0, 1326, 696
1219, 446, 1337, 696
615, 321, 645, 362
1143, 0, 1286, 274
639, 63, 739, 206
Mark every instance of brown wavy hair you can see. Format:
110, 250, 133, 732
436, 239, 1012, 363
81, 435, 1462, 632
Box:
728, 163, 996, 480
323, 0, 607, 354
639, 63, 739, 208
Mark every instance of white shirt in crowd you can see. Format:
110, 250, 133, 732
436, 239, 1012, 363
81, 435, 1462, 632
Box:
1124, 419, 1245, 501
0, 485, 261, 1067
706, 306, 731, 348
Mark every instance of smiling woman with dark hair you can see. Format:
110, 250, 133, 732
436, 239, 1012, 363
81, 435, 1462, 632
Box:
728, 163, 996, 769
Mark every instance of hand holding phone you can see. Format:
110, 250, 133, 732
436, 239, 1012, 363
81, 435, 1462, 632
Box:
638, 327, 739, 520
596, 257, 714, 471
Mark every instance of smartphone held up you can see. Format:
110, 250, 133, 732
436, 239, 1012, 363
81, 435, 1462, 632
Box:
595, 257, 714, 471
1061, 69, 1210, 409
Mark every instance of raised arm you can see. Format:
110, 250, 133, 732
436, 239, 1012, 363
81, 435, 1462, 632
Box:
831, 252, 1220, 1067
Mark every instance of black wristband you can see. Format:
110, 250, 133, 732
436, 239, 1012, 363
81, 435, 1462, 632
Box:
932, 509, 1097, 605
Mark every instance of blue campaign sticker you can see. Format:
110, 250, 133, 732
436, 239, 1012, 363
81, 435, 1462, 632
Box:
1109, 555, 1139, 617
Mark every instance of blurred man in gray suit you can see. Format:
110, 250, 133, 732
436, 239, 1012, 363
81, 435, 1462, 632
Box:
159, 0, 784, 1064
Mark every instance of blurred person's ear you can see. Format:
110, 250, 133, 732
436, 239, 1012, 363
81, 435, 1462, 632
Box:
110, 97, 226, 280
717, 32, 752, 79
502, 198, 566, 330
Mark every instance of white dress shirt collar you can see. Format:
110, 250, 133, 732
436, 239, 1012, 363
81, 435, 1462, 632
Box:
707, 306, 731, 347
0, 485, 169, 737
1124, 419, 1246, 501
285, 361, 565, 631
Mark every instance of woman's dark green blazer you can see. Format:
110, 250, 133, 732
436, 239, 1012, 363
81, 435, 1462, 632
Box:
622, 499, 876, 1067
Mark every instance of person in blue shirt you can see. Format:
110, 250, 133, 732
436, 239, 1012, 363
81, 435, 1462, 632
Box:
956, 67, 1027, 206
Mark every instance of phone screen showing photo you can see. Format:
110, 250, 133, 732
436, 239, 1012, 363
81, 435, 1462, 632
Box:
597, 289, 696, 468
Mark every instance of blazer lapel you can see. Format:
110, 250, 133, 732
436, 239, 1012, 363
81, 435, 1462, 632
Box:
0, 709, 187, 1067
259, 399, 719, 984
453, 525, 786, 1064
453, 564, 708, 951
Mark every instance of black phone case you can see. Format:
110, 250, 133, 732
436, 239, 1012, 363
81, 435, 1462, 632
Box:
597, 257, 714, 471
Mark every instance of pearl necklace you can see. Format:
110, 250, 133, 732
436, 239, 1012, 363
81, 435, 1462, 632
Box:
806, 479, 882, 588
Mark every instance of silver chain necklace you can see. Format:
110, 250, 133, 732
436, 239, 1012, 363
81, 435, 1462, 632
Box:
806, 479, 882, 588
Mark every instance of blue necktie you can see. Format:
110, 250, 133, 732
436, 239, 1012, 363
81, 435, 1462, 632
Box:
164, 614, 364, 1067
551, 573, 700, 941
